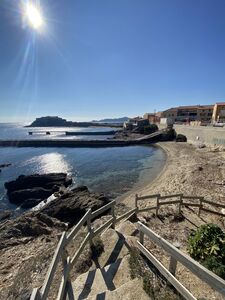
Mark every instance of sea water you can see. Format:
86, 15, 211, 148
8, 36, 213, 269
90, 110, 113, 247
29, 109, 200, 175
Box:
0, 124, 166, 212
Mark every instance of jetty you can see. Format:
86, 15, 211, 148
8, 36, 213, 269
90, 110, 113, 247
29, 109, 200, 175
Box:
0, 130, 164, 148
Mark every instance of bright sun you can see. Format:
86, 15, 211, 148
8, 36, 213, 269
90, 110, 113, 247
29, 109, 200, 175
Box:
25, 3, 43, 30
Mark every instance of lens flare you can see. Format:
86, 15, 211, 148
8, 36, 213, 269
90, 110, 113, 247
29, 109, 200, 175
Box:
25, 3, 43, 30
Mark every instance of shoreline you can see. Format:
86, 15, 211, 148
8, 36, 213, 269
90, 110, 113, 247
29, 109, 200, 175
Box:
121, 141, 225, 208
116, 144, 167, 204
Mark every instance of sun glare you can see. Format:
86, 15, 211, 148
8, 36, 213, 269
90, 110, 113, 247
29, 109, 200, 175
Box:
25, 3, 43, 30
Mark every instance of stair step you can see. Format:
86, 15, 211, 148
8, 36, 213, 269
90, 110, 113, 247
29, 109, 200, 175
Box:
96, 227, 137, 268
85, 278, 151, 300
72, 255, 131, 300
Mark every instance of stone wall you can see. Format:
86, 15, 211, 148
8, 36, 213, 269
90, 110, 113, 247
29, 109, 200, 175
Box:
159, 124, 225, 146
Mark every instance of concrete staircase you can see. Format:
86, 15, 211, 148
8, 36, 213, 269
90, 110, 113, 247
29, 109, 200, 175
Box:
70, 221, 150, 300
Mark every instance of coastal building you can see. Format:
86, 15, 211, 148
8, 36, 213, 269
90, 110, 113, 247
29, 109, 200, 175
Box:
143, 113, 160, 124
161, 105, 213, 123
212, 102, 225, 123
123, 117, 149, 130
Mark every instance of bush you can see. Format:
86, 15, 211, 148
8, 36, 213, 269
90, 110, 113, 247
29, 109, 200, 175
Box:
187, 224, 225, 278
143, 124, 159, 135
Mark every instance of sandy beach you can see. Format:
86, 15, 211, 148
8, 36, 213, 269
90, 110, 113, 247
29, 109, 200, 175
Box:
122, 141, 225, 209
121, 141, 225, 299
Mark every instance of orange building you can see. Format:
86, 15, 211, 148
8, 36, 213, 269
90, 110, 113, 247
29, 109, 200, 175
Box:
212, 102, 225, 123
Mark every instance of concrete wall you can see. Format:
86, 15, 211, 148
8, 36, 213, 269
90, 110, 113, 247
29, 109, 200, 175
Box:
173, 125, 225, 146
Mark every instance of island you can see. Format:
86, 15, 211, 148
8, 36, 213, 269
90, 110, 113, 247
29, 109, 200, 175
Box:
25, 116, 123, 128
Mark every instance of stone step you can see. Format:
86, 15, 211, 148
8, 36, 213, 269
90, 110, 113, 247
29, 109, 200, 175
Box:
72, 255, 131, 300
95, 222, 138, 269
85, 278, 151, 300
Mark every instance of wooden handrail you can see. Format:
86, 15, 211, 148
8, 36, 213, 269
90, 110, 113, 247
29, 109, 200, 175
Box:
31, 192, 225, 300
137, 222, 225, 297
66, 209, 92, 244
40, 232, 67, 300
90, 200, 116, 219
137, 242, 196, 300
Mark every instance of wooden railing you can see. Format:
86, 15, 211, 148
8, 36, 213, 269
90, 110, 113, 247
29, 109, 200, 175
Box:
31, 192, 225, 299
137, 222, 225, 300
135, 193, 225, 218
30, 200, 136, 300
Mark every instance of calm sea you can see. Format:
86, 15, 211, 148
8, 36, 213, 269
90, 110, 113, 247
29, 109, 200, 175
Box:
0, 123, 166, 212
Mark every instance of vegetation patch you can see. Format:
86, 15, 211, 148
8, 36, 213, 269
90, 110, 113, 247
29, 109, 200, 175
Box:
128, 247, 183, 300
187, 223, 225, 279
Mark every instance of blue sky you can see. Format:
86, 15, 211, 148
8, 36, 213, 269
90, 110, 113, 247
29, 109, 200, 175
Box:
1, 0, 225, 122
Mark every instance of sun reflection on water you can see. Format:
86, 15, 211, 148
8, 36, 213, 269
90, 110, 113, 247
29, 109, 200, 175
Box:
25, 152, 72, 174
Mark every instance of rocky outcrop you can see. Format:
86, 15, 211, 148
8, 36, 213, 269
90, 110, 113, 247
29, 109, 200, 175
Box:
5, 173, 72, 207
0, 212, 66, 250
176, 134, 187, 142
0, 163, 11, 168
40, 186, 110, 226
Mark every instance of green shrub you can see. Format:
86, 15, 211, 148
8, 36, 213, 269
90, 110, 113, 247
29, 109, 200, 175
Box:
187, 224, 225, 278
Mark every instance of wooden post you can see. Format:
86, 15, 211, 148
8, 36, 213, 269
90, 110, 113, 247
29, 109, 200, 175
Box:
135, 194, 138, 210
198, 198, 203, 217
178, 194, 183, 214
87, 217, 94, 246
140, 231, 144, 245
169, 256, 178, 276
156, 196, 159, 217
65, 280, 75, 300
169, 243, 180, 277
111, 203, 116, 229
30, 288, 41, 300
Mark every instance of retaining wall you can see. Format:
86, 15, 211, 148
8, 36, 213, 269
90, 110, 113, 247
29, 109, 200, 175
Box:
159, 124, 225, 146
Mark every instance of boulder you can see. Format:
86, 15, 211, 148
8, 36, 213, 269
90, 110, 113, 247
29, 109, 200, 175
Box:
159, 128, 176, 141
5, 173, 72, 193
8, 187, 53, 205
4, 173, 72, 208
40, 186, 110, 226
176, 134, 187, 142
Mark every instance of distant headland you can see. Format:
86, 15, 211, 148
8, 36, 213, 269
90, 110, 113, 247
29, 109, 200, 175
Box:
26, 116, 124, 128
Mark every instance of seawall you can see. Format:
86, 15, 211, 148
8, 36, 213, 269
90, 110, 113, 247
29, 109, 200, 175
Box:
159, 124, 225, 146
0, 139, 145, 148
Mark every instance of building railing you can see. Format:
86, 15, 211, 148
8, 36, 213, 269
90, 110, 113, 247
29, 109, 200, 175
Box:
30, 192, 225, 300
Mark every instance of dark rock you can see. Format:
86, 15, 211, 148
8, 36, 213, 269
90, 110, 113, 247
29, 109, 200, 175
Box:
8, 188, 53, 205
176, 134, 187, 142
0, 163, 11, 168
4, 173, 72, 208
40, 186, 110, 226
20, 199, 44, 209
0, 210, 13, 222
0, 212, 66, 250
159, 128, 176, 141
5, 173, 71, 193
